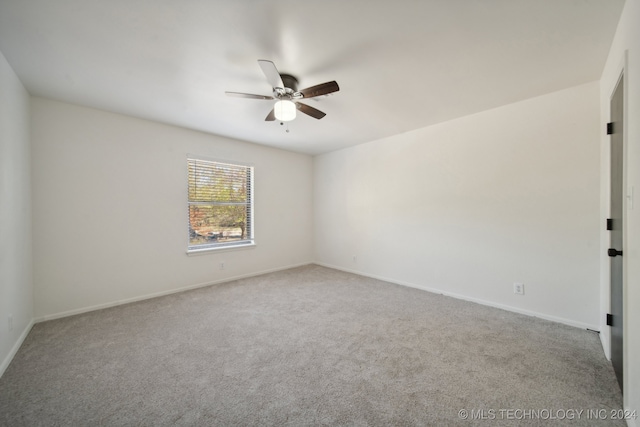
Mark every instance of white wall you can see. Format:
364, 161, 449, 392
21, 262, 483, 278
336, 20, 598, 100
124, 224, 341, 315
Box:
599, 0, 640, 422
314, 82, 601, 329
31, 98, 313, 319
0, 50, 33, 376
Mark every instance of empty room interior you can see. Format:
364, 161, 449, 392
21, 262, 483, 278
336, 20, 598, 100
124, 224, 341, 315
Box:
1, 0, 639, 425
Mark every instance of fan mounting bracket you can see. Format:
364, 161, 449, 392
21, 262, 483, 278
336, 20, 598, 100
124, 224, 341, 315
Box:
273, 74, 304, 100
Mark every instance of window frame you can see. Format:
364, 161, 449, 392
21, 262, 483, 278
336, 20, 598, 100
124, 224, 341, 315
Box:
186, 156, 255, 254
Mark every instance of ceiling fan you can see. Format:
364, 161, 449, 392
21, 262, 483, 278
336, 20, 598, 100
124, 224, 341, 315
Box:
225, 60, 340, 122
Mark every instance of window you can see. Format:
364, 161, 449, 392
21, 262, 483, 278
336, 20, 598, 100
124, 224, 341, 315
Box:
187, 157, 253, 252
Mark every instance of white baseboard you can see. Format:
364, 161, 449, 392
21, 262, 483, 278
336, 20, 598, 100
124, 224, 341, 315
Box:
36, 260, 600, 330
34, 260, 599, 330
35, 262, 312, 323
0, 318, 35, 379
314, 262, 599, 331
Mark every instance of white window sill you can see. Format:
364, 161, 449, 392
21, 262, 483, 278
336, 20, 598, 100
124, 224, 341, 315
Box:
186, 242, 256, 256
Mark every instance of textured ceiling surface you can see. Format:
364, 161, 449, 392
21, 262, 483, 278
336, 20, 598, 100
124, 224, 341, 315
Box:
0, 0, 625, 154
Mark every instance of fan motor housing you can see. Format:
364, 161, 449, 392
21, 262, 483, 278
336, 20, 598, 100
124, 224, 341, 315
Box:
280, 74, 299, 92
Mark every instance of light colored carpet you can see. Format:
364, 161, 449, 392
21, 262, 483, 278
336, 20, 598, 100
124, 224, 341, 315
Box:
0, 265, 624, 426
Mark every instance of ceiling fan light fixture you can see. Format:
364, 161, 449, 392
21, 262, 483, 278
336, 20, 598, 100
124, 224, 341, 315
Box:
274, 100, 296, 121
226, 60, 339, 122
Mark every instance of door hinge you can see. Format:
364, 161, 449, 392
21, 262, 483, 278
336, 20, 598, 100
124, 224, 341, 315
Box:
607, 218, 613, 230
607, 313, 613, 326
607, 122, 614, 135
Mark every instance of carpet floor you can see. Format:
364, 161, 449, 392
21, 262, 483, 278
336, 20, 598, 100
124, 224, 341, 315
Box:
0, 265, 624, 426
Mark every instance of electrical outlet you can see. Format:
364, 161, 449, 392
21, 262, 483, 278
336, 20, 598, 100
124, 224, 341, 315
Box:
220, 262, 225, 270
513, 283, 525, 295
353, 255, 357, 263
8, 314, 14, 332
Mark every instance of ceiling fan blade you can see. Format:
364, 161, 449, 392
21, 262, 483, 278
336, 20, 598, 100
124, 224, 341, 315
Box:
258, 60, 285, 89
265, 109, 276, 121
225, 91, 273, 100
299, 81, 340, 98
296, 102, 326, 119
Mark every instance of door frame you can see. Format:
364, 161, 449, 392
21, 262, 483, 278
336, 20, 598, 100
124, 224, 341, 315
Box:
609, 72, 624, 392
600, 51, 628, 396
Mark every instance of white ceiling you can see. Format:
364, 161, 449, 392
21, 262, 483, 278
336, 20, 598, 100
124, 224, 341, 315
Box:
0, 0, 625, 155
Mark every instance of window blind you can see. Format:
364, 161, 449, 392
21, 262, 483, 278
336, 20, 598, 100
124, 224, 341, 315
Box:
187, 158, 253, 250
